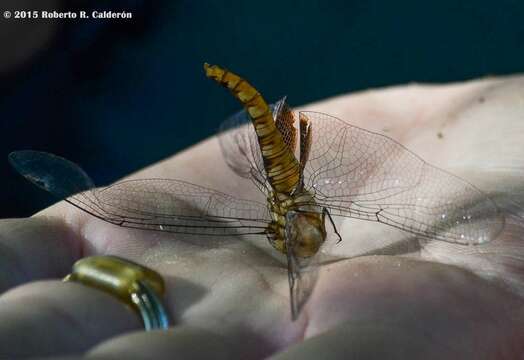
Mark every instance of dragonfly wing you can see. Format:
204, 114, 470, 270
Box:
298, 112, 504, 245
218, 108, 265, 184
286, 248, 319, 321
9, 151, 94, 199
273, 97, 298, 156
79, 179, 271, 235
218, 98, 296, 191
284, 210, 323, 320
10, 151, 271, 236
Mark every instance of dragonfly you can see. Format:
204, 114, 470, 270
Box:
9, 64, 505, 320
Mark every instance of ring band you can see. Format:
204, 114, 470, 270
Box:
64, 255, 170, 331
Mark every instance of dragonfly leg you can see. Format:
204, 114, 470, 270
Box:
322, 207, 343, 244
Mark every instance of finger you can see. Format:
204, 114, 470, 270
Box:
0, 280, 140, 359
0, 217, 80, 292
87, 327, 234, 360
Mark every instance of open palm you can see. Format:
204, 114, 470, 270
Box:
1, 76, 524, 359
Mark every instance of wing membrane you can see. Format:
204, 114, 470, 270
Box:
10, 151, 271, 236
77, 179, 270, 235
217, 97, 295, 192
284, 211, 319, 320
218, 109, 266, 186
297, 111, 504, 245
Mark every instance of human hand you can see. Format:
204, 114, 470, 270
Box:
1, 75, 524, 359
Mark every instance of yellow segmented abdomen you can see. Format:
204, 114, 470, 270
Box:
204, 63, 300, 194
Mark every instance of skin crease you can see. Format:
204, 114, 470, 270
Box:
0, 76, 523, 359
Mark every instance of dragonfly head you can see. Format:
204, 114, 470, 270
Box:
285, 211, 327, 258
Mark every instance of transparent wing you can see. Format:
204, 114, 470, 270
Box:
9, 151, 271, 236
217, 97, 295, 192
284, 210, 334, 320
218, 109, 266, 187
298, 111, 504, 245
286, 248, 319, 321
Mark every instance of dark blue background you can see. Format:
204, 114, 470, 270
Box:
2, 0, 524, 218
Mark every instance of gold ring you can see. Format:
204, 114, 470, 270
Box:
64, 255, 170, 331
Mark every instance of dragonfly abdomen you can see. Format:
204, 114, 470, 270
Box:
204, 63, 301, 194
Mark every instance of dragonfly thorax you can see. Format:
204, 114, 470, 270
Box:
267, 190, 326, 257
